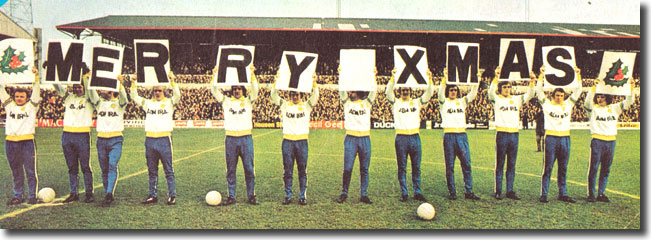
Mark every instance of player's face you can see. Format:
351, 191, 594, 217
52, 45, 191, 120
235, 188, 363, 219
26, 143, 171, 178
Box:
99, 90, 114, 100
72, 84, 84, 96
232, 86, 243, 99
14, 92, 27, 105
553, 92, 565, 104
289, 91, 300, 104
399, 88, 410, 101
500, 84, 511, 97
596, 94, 607, 106
448, 87, 458, 100
348, 91, 358, 101
153, 87, 165, 100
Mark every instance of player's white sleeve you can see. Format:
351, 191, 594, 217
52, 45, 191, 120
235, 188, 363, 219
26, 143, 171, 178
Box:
366, 90, 376, 104
0, 84, 10, 103
420, 80, 434, 105
130, 85, 145, 107
488, 77, 497, 102
535, 78, 545, 104
339, 90, 348, 103
271, 87, 281, 106
30, 80, 41, 105
437, 77, 446, 104
465, 84, 479, 104
53, 83, 67, 97
522, 81, 535, 105
118, 84, 128, 107
308, 85, 319, 108
569, 73, 582, 104
211, 85, 225, 103
171, 82, 181, 105
584, 87, 595, 112
621, 91, 634, 111
385, 77, 395, 104
248, 73, 259, 102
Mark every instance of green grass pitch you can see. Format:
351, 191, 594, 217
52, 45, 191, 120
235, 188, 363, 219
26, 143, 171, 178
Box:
0, 128, 640, 229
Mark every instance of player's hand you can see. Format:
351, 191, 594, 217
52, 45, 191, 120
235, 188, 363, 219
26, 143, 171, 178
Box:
32, 66, 39, 83
539, 66, 545, 74
530, 71, 537, 85
495, 67, 501, 77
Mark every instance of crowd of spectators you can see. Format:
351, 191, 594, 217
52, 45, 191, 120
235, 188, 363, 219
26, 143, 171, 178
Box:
0, 71, 641, 125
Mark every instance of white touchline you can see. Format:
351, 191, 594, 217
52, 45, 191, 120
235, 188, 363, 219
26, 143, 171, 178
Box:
258, 151, 641, 200
0, 129, 280, 221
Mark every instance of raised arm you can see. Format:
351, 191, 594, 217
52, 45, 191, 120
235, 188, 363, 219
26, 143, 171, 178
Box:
385, 69, 396, 104
437, 68, 447, 104
420, 70, 434, 104
211, 85, 225, 103
535, 68, 546, 104
366, 90, 377, 104
129, 75, 145, 107
210, 66, 225, 103
118, 76, 128, 107
339, 90, 348, 103
584, 83, 595, 112
308, 75, 320, 107
521, 71, 536, 104
248, 66, 259, 102
170, 72, 181, 105
568, 68, 582, 104
465, 83, 479, 104
271, 78, 281, 106
621, 78, 635, 111
30, 67, 41, 105
0, 83, 9, 104
53, 83, 67, 97
487, 70, 498, 102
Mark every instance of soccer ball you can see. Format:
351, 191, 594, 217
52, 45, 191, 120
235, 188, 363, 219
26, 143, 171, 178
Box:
417, 203, 435, 220
37, 187, 56, 203
205, 191, 222, 206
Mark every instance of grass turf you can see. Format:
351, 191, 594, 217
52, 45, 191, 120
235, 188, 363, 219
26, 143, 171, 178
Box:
0, 128, 640, 229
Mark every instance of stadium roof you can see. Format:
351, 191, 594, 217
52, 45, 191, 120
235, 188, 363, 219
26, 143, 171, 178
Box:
0, 11, 35, 40
56, 15, 639, 39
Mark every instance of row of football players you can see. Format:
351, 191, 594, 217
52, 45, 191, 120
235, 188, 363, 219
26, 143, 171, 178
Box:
3, 65, 633, 206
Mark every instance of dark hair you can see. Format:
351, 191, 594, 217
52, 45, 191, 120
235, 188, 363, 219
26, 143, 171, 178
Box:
13, 88, 31, 99
593, 93, 613, 105
231, 86, 248, 96
497, 81, 511, 94
552, 88, 566, 99
445, 84, 459, 98
356, 91, 369, 100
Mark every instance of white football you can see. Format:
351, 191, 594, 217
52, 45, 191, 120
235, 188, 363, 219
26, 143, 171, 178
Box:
205, 191, 222, 206
37, 187, 56, 203
417, 202, 435, 220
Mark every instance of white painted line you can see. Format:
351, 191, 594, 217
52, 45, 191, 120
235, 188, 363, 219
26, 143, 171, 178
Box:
0, 130, 280, 221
